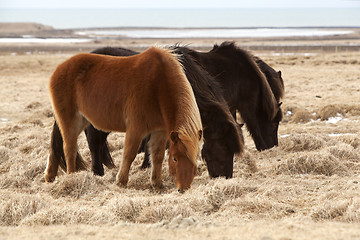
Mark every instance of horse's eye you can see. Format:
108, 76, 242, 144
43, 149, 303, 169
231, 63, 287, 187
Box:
173, 157, 177, 162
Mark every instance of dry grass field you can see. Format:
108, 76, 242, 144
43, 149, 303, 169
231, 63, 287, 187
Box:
0, 44, 360, 239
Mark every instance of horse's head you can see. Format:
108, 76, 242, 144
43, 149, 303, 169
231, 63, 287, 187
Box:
253, 102, 283, 151
252, 58, 284, 151
209, 42, 285, 152
201, 118, 245, 178
168, 130, 202, 192
255, 68, 284, 151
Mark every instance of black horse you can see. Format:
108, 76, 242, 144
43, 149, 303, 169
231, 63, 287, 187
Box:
49, 46, 244, 179
184, 42, 284, 151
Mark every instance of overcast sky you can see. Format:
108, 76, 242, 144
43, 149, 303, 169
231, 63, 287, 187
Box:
1, 0, 360, 9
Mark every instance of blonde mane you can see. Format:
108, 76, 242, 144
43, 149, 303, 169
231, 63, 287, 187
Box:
176, 91, 203, 164
158, 48, 203, 164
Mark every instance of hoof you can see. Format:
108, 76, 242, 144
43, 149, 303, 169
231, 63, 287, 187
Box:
151, 182, 167, 194
116, 174, 128, 187
44, 174, 55, 183
116, 181, 127, 188
92, 167, 105, 177
140, 161, 151, 170
178, 188, 185, 194
151, 182, 164, 190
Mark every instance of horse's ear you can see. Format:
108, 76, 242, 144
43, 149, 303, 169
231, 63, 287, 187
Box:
278, 71, 282, 78
198, 130, 203, 141
278, 102, 283, 107
170, 131, 179, 144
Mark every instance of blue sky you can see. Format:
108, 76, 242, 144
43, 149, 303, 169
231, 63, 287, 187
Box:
1, 0, 360, 8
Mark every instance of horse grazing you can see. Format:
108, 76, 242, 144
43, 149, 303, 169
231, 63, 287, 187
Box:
45, 47, 203, 191
184, 42, 284, 151
48, 46, 244, 180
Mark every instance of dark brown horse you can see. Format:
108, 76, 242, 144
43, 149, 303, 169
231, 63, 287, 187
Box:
46, 47, 203, 191
48, 46, 244, 180
184, 42, 284, 151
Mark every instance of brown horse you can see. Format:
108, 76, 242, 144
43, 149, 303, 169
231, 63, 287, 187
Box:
45, 47, 203, 191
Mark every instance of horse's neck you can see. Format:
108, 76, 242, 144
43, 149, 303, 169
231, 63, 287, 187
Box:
169, 85, 200, 138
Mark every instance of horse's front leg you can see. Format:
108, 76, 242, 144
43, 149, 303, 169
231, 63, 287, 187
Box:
148, 130, 167, 189
116, 132, 142, 187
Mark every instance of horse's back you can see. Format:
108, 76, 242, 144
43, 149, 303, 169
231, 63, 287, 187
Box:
50, 47, 188, 133
51, 47, 179, 87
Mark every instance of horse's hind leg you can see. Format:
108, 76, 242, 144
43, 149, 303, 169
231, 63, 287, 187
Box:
116, 131, 143, 187
59, 113, 89, 174
45, 120, 89, 182
148, 131, 167, 188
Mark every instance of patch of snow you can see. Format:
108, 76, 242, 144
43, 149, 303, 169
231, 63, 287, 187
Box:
286, 111, 293, 116
328, 133, 357, 137
280, 134, 290, 138
326, 114, 343, 124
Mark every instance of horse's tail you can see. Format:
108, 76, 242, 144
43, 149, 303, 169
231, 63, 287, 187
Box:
50, 121, 87, 172
99, 144, 116, 169
83, 125, 116, 173
241, 50, 278, 120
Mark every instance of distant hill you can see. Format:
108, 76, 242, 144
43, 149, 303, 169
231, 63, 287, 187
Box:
0, 22, 53, 34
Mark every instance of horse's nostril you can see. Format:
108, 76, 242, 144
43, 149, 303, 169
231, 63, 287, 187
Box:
178, 188, 184, 193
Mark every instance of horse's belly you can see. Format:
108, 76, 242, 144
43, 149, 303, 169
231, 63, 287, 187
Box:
77, 86, 165, 134
79, 106, 165, 134
92, 118, 127, 133
80, 109, 127, 133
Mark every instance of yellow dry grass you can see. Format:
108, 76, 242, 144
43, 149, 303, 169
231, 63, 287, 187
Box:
0, 48, 360, 239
